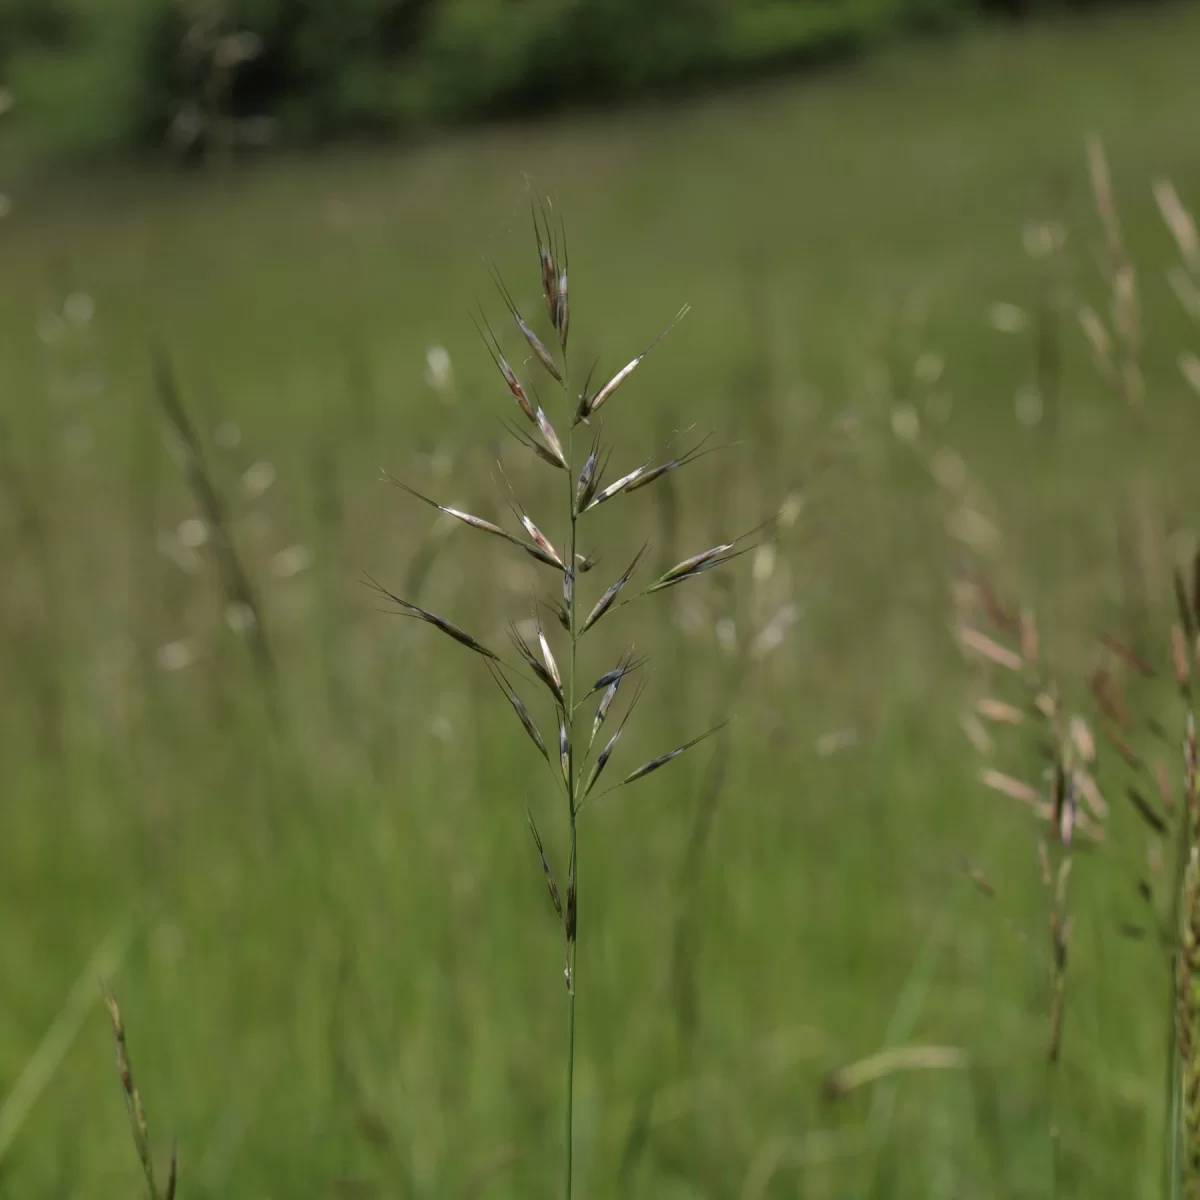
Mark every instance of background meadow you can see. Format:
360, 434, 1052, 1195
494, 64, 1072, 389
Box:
3, 3, 1200, 1197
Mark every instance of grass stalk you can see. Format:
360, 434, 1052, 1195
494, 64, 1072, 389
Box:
374, 200, 754, 1198
563, 353, 579, 1200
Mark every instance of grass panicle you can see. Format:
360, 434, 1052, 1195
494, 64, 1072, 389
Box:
104, 992, 176, 1200
373, 213, 750, 1199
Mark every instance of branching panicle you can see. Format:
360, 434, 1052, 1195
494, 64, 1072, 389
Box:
374, 207, 748, 1200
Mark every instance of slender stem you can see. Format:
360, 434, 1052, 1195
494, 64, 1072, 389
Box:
563, 378, 579, 1200
564, 922, 577, 1198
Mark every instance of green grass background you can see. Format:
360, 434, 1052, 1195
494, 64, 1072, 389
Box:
4, 5, 1200, 1197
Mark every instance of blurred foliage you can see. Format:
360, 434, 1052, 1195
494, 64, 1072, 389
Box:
0, 0, 1169, 158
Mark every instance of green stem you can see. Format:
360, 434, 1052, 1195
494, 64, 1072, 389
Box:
564, 388, 578, 1200
564, 922, 577, 1199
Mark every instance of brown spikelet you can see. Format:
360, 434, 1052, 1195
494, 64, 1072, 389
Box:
487, 663, 549, 762
619, 722, 727, 788
473, 309, 536, 422
1020, 607, 1039, 666
1100, 719, 1145, 774
624, 434, 721, 497
1126, 785, 1168, 836
365, 575, 499, 661
1089, 667, 1129, 729
1100, 632, 1156, 678
491, 268, 563, 383
164, 1146, 177, 1200
526, 810, 562, 919
1156, 759, 1178, 810
1173, 622, 1193, 697
581, 544, 647, 634
1192, 548, 1200, 628
105, 991, 172, 1200
975, 574, 1018, 635
957, 856, 996, 898
1176, 567, 1198, 644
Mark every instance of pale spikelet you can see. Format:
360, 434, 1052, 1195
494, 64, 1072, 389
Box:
573, 306, 690, 425
558, 713, 570, 782
387, 476, 561, 569
1078, 306, 1116, 381
956, 625, 1023, 672
517, 511, 563, 569
624, 434, 719, 498
1111, 262, 1140, 353
1182, 352, 1200, 398
946, 506, 1001, 554
583, 458, 652, 511
1086, 132, 1123, 254
976, 697, 1024, 725
588, 648, 639, 750
1169, 267, 1200, 322
987, 301, 1029, 334
960, 711, 994, 757
1020, 608, 1039, 666
980, 768, 1044, 810
1076, 770, 1108, 821
1154, 178, 1200, 275
535, 406, 569, 470
508, 620, 564, 708
822, 1046, 967, 1101
583, 679, 646, 798
536, 610, 562, 697
645, 525, 766, 595
1069, 715, 1096, 763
